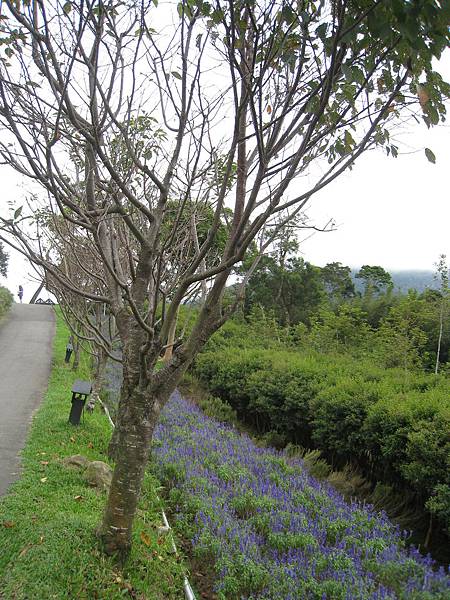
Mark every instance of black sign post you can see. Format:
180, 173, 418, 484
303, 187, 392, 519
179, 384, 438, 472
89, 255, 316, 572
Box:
68, 380, 92, 425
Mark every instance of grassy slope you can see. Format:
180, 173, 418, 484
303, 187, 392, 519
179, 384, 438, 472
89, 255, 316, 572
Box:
0, 310, 185, 600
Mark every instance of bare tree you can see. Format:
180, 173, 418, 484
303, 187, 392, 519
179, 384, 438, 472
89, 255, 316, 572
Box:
434, 254, 449, 375
0, 0, 448, 558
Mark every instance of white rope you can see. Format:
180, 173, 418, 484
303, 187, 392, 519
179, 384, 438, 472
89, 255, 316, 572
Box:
160, 510, 196, 600
98, 401, 196, 600
97, 397, 116, 429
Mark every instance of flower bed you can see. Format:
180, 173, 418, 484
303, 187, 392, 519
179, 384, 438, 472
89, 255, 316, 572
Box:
152, 391, 450, 599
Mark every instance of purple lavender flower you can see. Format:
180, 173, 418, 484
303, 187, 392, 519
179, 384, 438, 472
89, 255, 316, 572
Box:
152, 391, 450, 599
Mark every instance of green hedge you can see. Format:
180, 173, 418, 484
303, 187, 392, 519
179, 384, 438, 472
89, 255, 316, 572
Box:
194, 348, 450, 538
0, 285, 13, 318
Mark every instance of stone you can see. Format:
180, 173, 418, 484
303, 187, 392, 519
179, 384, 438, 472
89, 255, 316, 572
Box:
84, 460, 113, 491
62, 454, 90, 469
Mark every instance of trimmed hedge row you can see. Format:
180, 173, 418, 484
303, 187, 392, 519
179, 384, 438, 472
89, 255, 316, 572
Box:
194, 348, 450, 539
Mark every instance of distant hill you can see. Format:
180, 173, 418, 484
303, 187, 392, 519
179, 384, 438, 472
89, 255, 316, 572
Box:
390, 271, 439, 293
351, 269, 438, 294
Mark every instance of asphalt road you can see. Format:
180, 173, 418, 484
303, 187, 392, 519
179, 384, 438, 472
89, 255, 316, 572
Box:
0, 304, 55, 497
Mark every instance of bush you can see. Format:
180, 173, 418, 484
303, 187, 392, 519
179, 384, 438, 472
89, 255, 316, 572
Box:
0, 286, 13, 318
310, 378, 381, 467
198, 395, 238, 426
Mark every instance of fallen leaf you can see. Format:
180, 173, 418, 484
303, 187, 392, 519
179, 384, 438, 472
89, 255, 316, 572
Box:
39, 536, 44, 543
70, 436, 75, 442
19, 544, 33, 558
2, 521, 15, 528
74, 495, 83, 501
140, 531, 151, 546
40, 477, 48, 483
40, 461, 49, 466
87, 442, 94, 449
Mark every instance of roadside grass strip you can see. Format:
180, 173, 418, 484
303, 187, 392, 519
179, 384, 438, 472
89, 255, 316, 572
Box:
0, 312, 186, 600
152, 391, 450, 600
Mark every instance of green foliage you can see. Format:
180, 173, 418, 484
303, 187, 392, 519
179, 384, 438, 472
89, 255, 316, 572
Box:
244, 257, 325, 326
0, 242, 8, 277
426, 486, 450, 536
308, 305, 373, 354
356, 265, 393, 295
0, 285, 13, 318
198, 395, 238, 426
401, 417, 450, 499
374, 319, 426, 370
161, 199, 229, 268
320, 262, 355, 305
310, 378, 381, 464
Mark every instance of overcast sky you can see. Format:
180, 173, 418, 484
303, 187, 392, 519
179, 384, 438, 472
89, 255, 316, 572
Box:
1, 45, 449, 302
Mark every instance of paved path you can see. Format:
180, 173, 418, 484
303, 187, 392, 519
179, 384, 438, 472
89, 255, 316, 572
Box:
0, 304, 55, 496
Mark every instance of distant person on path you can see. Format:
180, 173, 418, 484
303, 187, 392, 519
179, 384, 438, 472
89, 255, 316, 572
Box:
65, 336, 74, 363
17, 285, 23, 303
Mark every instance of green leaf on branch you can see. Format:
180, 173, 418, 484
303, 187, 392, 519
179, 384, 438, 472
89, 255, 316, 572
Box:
341, 65, 353, 82
315, 23, 327, 41
171, 71, 182, 80
63, 2, 72, 15
425, 148, 436, 164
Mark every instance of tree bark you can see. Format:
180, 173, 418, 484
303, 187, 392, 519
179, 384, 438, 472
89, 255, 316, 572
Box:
30, 281, 45, 304
163, 308, 178, 363
99, 387, 161, 560
434, 301, 444, 375
72, 337, 80, 371
87, 348, 108, 410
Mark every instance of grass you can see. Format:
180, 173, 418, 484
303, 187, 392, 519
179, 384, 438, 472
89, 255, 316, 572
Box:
0, 310, 186, 600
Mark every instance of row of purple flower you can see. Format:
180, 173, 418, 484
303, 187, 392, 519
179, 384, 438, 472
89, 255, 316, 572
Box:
152, 391, 450, 599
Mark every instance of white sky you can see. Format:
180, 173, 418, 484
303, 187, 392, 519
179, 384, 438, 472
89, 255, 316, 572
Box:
0, 27, 449, 302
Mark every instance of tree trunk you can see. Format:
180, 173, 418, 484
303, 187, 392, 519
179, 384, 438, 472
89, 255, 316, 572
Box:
424, 513, 433, 549
87, 348, 108, 411
107, 391, 127, 462
163, 308, 178, 363
72, 337, 80, 371
30, 281, 45, 304
435, 301, 444, 375
99, 387, 162, 560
